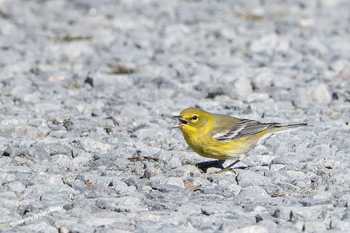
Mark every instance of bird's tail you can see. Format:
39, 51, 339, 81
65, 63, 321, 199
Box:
271, 123, 309, 133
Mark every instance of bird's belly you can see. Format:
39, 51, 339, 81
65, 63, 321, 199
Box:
185, 136, 251, 160
203, 140, 247, 160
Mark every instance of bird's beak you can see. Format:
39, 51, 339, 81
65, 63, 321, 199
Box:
173, 116, 189, 128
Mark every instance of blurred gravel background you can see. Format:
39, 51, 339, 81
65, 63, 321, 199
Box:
1, 0, 350, 232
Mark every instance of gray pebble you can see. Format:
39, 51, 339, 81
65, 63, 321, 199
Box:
110, 179, 136, 194
236, 171, 272, 187
303, 222, 327, 232
40, 191, 69, 202
6, 181, 26, 195
330, 219, 350, 231
237, 186, 271, 201
12, 221, 59, 233
166, 165, 201, 178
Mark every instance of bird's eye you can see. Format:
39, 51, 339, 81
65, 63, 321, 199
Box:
192, 115, 198, 120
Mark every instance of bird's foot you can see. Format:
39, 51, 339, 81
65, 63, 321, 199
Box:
212, 160, 240, 174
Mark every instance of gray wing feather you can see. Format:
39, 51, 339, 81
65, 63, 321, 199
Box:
214, 119, 279, 142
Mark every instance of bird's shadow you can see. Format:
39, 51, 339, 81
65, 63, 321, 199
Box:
195, 161, 247, 173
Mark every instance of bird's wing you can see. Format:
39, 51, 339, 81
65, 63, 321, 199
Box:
213, 119, 279, 142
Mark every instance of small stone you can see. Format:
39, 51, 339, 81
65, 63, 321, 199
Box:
187, 177, 211, 187
252, 71, 274, 90
40, 191, 69, 202
167, 157, 182, 168
71, 138, 116, 154
6, 181, 25, 195
201, 204, 231, 215
255, 213, 274, 223
330, 219, 350, 231
68, 180, 89, 193
146, 190, 164, 200
166, 165, 201, 178
269, 164, 286, 171
311, 191, 332, 199
272, 207, 292, 221
71, 153, 93, 166
236, 186, 270, 201
236, 171, 272, 187
14, 221, 58, 233
164, 177, 185, 189
0, 156, 12, 165
226, 184, 242, 197
289, 206, 325, 222
144, 166, 162, 178
264, 170, 290, 182
303, 222, 327, 232
230, 225, 269, 233
3, 146, 12, 156
151, 202, 179, 211
286, 170, 305, 178
143, 185, 152, 192
228, 76, 253, 101
110, 179, 135, 194
299, 198, 332, 207
99, 197, 142, 207
295, 84, 332, 107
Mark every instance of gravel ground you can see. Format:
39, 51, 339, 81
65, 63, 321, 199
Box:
1, 0, 350, 232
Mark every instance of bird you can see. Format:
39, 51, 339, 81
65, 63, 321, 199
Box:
173, 107, 308, 173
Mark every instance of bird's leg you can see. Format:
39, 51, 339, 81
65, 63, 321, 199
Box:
217, 159, 226, 165
215, 159, 240, 174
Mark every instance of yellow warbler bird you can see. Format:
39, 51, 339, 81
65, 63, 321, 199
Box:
174, 107, 307, 173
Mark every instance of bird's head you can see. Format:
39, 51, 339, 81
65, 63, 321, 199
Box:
173, 107, 212, 133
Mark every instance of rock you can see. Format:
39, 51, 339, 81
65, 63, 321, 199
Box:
25, 201, 45, 214
264, 170, 290, 182
6, 181, 26, 195
303, 222, 327, 232
40, 191, 69, 202
251, 72, 274, 91
311, 191, 332, 200
236, 186, 270, 201
228, 76, 253, 101
201, 204, 234, 215
166, 165, 201, 178
164, 177, 185, 189
236, 171, 272, 187
295, 84, 332, 107
12, 221, 58, 233
67, 180, 89, 193
99, 197, 142, 207
151, 202, 179, 211
71, 153, 93, 166
330, 219, 350, 231
229, 225, 269, 233
255, 213, 274, 223
54, 220, 93, 233
110, 179, 136, 194
187, 177, 211, 188
272, 206, 293, 221
144, 166, 162, 178
71, 138, 115, 154
289, 206, 327, 222
299, 198, 332, 207
3, 146, 13, 156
